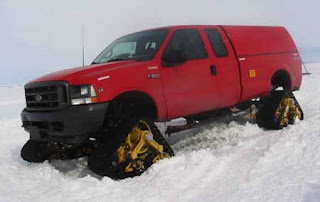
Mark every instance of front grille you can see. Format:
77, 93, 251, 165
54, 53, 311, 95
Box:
25, 82, 69, 111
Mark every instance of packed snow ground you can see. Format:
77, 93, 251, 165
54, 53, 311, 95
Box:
0, 64, 320, 202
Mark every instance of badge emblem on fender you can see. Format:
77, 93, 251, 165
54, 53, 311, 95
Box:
148, 66, 158, 70
148, 74, 160, 79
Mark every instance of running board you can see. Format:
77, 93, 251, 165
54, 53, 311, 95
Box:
165, 106, 258, 136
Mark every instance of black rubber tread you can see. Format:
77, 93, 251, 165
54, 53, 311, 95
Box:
21, 140, 94, 163
256, 90, 286, 130
21, 140, 55, 163
149, 121, 174, 157
87, 118, 174, 179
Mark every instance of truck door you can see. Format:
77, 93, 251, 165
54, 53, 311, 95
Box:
202, 27, 241, 108
160, 29, 221, 119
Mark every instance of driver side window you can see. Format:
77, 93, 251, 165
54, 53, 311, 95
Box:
163, 29, 208, 61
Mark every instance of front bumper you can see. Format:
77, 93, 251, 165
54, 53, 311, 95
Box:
21, 102, 109, 143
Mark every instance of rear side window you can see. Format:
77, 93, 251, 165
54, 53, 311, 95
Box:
205, 29, 228, 57
163, 29, 208, 60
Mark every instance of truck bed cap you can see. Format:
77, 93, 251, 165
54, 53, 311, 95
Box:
221, 25, 298, 56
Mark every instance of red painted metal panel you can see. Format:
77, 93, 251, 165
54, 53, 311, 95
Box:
221, 26, 298, 56
238, 53, 302, 101
199, 26, 242, 107
221, 25, 301, 101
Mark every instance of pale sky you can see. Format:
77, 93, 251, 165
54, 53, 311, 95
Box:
0, 0, 319, 85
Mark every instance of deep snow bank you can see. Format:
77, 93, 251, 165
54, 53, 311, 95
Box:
0, 64, 319, 202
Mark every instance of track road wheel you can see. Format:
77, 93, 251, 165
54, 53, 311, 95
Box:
88, 119, 174, 179
256, 90, 304, 130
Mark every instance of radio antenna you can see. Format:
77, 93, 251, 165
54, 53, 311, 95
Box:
82, 24, 85, 66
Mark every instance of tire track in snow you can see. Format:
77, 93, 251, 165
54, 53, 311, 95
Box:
232, 122, 320, 202
182, 129, 283, 202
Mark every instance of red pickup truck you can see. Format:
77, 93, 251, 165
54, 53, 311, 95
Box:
21, 25, 303, 179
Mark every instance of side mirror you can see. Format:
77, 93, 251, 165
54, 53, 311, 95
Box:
162, 49, 187, 67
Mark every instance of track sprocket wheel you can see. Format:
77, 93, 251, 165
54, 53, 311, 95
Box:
88, 119, 174, 179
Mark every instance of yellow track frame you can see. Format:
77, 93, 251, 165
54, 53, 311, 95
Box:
116, 120, 169, 173
275, 93, 302, 126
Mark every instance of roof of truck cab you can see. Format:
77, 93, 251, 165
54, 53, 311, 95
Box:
142, 25, 284, 30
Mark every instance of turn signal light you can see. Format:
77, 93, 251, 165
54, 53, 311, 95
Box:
91, 97, 98, 103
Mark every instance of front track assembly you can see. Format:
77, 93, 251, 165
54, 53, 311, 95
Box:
88, 119, 174, 179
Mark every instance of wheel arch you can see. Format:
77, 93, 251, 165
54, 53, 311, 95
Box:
271, 69, 292, 91
108, 90, 158, 120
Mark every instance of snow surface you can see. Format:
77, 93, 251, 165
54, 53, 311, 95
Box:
1, 64, 320, 202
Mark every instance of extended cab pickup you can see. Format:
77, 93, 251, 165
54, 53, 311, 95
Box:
21, 25, 303, 178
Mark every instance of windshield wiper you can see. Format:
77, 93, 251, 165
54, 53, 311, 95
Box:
106, 58, 133, 63
91, 57, 136, 65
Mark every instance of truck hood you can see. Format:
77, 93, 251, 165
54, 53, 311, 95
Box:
29, 60, 140, 84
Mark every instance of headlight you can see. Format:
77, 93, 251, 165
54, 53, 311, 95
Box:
70, 85, 98, 105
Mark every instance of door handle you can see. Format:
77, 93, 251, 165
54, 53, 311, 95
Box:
210, 65, 216, 76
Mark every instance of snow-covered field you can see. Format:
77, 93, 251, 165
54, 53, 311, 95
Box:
1, 64, 320, 202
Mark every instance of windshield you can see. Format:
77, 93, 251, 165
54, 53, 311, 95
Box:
92, 29, 168, 64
